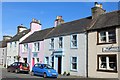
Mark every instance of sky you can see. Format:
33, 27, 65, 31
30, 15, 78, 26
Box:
1, 2, 118, 40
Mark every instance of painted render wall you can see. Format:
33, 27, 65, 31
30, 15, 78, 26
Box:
44, 33, 87, 77
88, 28, 119, 78
0, 48, 6, 66
6, 41, 19, 66
19, 41, 44, 71
117, 27, 120, 79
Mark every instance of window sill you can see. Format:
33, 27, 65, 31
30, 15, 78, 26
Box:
70, 69, 78, 72
32, 51, 39, 53
70, 47, 78, 49
49, 49, 54, 51
97, 69, 118, 73
22, 52, 27, 53
97, 42, 116, 45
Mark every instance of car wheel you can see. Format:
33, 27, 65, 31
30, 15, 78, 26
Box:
15, 69, 19, 73
43, 73, 47, 78
31, 71, 34, 76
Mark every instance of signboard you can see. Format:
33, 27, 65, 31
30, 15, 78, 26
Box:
102, 46, 120, 52
33, 52, 38, 57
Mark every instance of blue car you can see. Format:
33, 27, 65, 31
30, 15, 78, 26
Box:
31, 63, 58, 78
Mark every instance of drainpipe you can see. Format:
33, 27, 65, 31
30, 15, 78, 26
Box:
85, 31, 88, 78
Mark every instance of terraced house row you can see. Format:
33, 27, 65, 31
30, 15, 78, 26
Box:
6, 3, 120, 79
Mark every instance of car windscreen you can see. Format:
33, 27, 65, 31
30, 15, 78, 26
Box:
22, 63, 29, 67
44, 64, 53, 69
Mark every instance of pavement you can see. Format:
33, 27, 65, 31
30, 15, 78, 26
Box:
0, 65, 4, 68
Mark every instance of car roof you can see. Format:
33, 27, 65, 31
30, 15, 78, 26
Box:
14, 62, 22, 63
35, 63, 47, 65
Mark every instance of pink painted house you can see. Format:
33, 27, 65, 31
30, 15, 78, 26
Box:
19, 26, 54, 71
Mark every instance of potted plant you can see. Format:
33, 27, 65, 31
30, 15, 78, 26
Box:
63, 71, 66, 76
67, 72, 70, 76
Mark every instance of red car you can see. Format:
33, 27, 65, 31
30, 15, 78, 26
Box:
7, 62, 30, 73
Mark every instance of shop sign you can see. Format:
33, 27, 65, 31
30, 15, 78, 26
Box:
33, 52, 38, 57
102, 46, 120, 52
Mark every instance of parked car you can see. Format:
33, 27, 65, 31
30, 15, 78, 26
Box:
31, 63, 58, 78
7, 62, 30, 73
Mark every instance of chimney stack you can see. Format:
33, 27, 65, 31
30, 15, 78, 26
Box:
17, 24, 27, 34
3, 35, 12, 41
30, 18, 42, 33
54, 16, 64, 27
91, 2, 106, 19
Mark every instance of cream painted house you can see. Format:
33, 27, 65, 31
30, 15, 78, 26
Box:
87, 2, 120, 78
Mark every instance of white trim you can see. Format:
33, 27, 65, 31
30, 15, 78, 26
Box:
32, 42, 40, 52
70, 34, 78, 49
70, 56, 78, 71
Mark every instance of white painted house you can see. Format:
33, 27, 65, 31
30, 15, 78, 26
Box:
6, 19, 41, 67
44, 16, 92, 77
0, 36, 12, 67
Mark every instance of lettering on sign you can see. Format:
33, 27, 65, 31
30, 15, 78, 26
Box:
102, 46, 120, 52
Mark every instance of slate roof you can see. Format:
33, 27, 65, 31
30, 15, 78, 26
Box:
9, 29, 30, 42
89, 10, 120, 30
20, 27, 54, 44
45, 16, 92, 39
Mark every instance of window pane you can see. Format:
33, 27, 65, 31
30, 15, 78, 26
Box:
100, 56, 106, 68
109, 56, 116, 70
72, 63, 77, 69
72, 35, 77, 47
72, 57, 77, 70
99, 31, 106, 42
59, 37, 63, 48
72, 57, 77, 62
108, 30, 116, 42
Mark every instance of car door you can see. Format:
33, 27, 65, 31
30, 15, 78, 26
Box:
10, 63, 15, 72
12, 62, 18, 72
32, 64, 38, 75
37, 64, 44, 75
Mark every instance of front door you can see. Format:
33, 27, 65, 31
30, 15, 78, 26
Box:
32, 58, 35, 67
58, 56, 61, 74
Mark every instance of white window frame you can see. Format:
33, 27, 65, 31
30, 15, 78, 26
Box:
10, 42, 12, 48
98, 55, 117, 72
98, 29, 116, 43
22, 44, 28, 52
45, 57, 49, 64
50, 38, 54, 49
70, 56, 78, 71
33, 42, 40, 52
71, 34, 78, 48
14, 42, 17, 47
59, 37, 63, 49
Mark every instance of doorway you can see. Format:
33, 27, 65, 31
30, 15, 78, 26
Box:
23, 58, 27, 63
32, 58, 35, 67
58, 56, 62, 74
